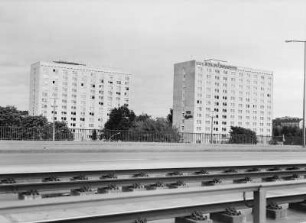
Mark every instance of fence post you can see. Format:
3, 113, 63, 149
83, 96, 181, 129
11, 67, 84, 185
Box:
253, 187, 266, 223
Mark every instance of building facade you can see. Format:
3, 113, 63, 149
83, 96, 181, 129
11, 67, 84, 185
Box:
173, 60, 273, 137
29, 61, 131, 130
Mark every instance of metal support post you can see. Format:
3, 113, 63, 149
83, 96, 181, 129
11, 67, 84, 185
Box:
303, 42, 306, 147
285, 40, 306, 147
253, 188, 266, 223
210, 114, 214, 144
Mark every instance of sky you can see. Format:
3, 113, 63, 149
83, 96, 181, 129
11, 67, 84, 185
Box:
0, 0, 306, 118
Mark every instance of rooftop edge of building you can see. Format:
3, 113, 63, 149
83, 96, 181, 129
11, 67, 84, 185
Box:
174, 59, 273, 75
31, 61, 132, 75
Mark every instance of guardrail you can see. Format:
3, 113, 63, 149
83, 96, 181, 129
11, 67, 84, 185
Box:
3, 163, 306, 223
2, 163, 306, 194
2, 180, 306, 223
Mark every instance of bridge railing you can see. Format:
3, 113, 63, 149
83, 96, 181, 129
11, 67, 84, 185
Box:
0, 126, 300, 145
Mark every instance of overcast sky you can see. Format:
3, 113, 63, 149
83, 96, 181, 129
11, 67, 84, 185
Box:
1, 0, 306, 118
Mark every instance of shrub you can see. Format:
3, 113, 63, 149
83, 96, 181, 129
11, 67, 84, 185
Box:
229, 126, 257, 144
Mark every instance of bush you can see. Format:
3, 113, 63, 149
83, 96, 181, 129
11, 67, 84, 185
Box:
229, 126, 257, 144
92, 129, 97, 141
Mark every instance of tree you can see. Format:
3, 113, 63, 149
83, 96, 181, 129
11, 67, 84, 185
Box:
0, 106, 26, 127
272, 124, 302, 145
229, 126, 257, 144
52, 121, 74, 141
92, 129, 97, 141
0, 106, 73, 141
129, 117, 180, 142
104, 105, 136, 130
167, 108, 173, 125
21, 115, 49, 140
103, 106, 180, 142
135, 113, 151, 122
272, 125, 283, 137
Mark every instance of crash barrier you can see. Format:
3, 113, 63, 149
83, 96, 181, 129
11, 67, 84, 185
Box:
3, 181, 306, 223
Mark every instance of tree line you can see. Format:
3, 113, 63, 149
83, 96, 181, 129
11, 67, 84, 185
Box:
0, 104, 264, 144
0, 106, 73, 140
272, 123, 303, 145
94, 105, 180, 142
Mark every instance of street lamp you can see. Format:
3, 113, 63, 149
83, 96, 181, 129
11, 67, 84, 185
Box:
50, 97, 58, 141
210, 112, 216, 144
285, 40, 306, 147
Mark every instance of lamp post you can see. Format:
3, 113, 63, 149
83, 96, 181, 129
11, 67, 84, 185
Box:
285, 40, 306, 147
50, 97, 58, 141
210, 112, 215, 144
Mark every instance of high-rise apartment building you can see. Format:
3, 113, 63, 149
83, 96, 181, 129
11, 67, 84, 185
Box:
29, 61, 131, 129
173, 60, 273, 137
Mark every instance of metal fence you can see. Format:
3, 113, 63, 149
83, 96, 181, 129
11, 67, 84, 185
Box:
179, 132, 273, 145
0, 126, 301, 145
0, 126, 73, 141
